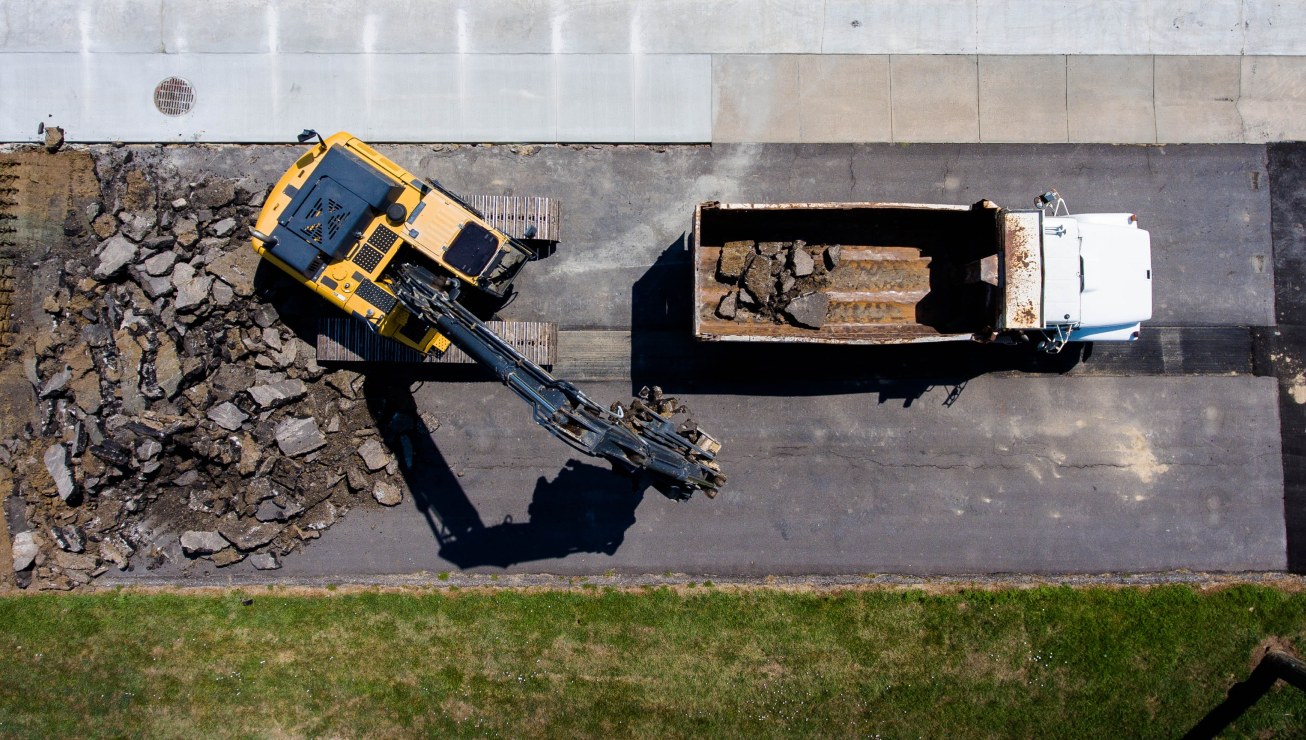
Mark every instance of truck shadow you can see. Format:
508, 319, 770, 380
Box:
359, 374, 644, 569
629, 236, 1086, 406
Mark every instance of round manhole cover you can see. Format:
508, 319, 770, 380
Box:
154, 77, 195, 116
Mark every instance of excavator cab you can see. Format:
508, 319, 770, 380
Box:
251, 131, 533, 355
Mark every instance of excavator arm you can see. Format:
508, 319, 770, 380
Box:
391, 264, 727, 501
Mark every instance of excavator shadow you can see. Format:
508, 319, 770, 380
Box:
360, 374, 644, 569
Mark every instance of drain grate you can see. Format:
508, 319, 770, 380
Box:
154, 77, 195, 116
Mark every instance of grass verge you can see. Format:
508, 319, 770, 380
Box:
0, 584, 1304, 738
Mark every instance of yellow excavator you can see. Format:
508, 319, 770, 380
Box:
250, 130, 726, 499
251, 130, 533, 354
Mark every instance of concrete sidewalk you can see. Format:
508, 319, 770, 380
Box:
6, 52, 1305, 144
716, 54, 1306, 144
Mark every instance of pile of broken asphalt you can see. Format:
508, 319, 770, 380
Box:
7, 143, 434, 590
713, 239, 841, 329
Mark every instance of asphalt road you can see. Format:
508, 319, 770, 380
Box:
395, 143, 1274, 329
265, 376, 1284, 577
129, 143, 1289, 579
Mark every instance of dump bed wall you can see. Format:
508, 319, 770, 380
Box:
693, 202, 1000, 344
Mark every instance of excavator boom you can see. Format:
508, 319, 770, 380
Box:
392, 264, 727, 500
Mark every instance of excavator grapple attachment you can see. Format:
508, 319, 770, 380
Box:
392, 264, 727, 501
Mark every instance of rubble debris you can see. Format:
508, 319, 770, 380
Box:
210, 217, 237, 238
346, 466, 369, 492
373, 480, 402, 506
206, 247, 260, 297
99, 536, 134, 570
1, 147, 439, 591
43, 444, 76, 501
250, 552, 281, 570
52, 525, 86, 553
94, 236, 138, 279
12, 532, 38, 571
179, 530, 229, 557
44, 125, 64, 153
742, 256, 775, 304
716, 292, 737, 320
274, 417, 326, 457
785, 292, 830, 330
142, 251, 177, 276
716, 241, 753, 281
709, 238, 843, 329
824, 245, 841, 270
39, 365, 72, 398
357, 438, 389, 471
255, 499, 304, 522
248, 379, 307, 408
206, 401, 249, 430
326, 370, 359, 399
791, 248, 814, 277
217, 518, 283, 551
212, 549, 245, 567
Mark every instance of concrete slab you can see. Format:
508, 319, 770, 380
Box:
557, 55, 633, 143
822, 0, 977, 54
1239, 56, 1306, 144
0, 52, 712, 143
977, 1, 1247, 56
978, 55, 1067, 143
1244, 0, 1306, 56
202, 376, 1284, 577
462, 55, 559, 142
797, 55, 891, 143
1067, 56, 1156, 144
889, 55, 979, 143
1155, 56, 1244, 144
711, 55, 800, 143
633, 55, 713, 142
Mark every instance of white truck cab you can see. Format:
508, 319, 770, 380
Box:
1040, 212, 1153, 347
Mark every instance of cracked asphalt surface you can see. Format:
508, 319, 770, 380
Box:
113, 142, 1292, 580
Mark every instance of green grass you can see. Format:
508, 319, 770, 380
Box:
0, 584, 1304, 739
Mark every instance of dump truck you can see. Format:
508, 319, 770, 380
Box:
693, 195, 1153, 353
251, 131, 725, 499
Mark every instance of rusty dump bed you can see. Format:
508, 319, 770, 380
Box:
693, 202, 1005, 344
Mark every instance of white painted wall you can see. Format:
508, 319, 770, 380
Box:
0, 53, 712, 142
2, 0, 1304, 55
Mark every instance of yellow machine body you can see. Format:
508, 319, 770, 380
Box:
251, 132, 532, 354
